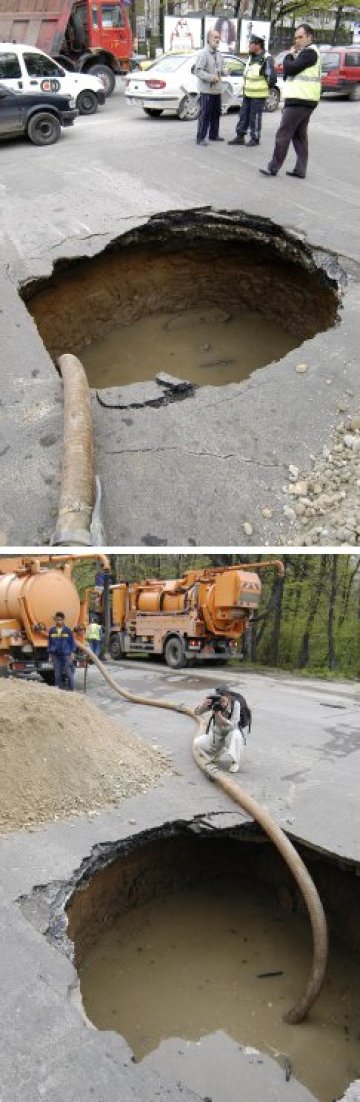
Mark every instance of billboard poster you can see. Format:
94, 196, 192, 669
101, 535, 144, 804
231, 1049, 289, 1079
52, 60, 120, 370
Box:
164, 16, 203, 53
239, 19, 271, 53
204, 15, 238, 53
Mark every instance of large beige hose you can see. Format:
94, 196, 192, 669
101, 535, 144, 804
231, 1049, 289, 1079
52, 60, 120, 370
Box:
52, 354, 94, 546
78, 642, 328, 1024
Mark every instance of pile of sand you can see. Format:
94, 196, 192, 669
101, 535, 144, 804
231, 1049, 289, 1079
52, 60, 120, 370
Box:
0, 679, 172, 833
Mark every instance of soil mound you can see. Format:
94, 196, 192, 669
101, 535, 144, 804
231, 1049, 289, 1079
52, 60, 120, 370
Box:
0, 679, 172, 833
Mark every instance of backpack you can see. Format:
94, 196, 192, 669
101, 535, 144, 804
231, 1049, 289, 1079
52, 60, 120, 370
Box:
229, 692, 252, 733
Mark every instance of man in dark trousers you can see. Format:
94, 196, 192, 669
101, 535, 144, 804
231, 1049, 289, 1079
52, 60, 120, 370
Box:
194, 28, 225, 146
48, 611, 76, 691
228, 34, 276, 147
259, 23, 321, 178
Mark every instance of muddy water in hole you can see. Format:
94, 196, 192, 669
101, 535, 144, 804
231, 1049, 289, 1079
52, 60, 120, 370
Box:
79, 879, 360, 1102
80, 307, 296, 388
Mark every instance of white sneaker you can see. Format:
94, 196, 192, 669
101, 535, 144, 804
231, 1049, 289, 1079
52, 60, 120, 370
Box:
229, 762, 239, 773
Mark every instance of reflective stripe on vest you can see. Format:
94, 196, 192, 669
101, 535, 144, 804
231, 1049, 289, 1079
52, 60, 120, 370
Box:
244, 56, 269, 98
284, 48, 321, 102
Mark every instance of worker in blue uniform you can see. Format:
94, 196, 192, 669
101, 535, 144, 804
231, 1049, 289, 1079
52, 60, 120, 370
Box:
48, 611, 76, 691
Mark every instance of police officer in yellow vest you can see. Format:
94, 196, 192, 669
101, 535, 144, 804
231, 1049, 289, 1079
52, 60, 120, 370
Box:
228, 34, 276, 147
85, 617, 103, 657
259, 23, 321, 178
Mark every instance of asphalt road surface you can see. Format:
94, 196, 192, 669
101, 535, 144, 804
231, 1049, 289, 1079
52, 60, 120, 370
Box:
1, 89, 360, 264
83, 659, 360, 863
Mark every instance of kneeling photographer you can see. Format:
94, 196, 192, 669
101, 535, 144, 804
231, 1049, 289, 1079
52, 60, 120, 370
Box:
194, 686, 249, 774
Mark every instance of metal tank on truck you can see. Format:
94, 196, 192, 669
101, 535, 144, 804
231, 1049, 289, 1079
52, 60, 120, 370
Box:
88, 560, 285, 669
0, 0, 133, 95
0, 555, 108, 682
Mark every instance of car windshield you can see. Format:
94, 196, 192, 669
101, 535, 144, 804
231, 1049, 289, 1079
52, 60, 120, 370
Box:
321, 51, 340, 71
146, 55, 191, 73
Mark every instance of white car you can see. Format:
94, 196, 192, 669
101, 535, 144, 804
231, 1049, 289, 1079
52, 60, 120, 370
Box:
125, 51, 281, 120
0, 43, 105, 115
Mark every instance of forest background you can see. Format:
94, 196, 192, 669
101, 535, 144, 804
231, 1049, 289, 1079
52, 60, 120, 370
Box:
73, 554, 360, 680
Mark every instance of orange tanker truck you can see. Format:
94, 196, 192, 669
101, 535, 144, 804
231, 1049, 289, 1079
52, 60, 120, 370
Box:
0, 555, 109, 682
87, 560, 285, 669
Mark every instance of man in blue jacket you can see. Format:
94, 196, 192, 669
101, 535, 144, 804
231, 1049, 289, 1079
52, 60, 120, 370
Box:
48, 611, 76, 691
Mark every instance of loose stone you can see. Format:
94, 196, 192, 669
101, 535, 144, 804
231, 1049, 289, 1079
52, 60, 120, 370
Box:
293, 481, 308, 496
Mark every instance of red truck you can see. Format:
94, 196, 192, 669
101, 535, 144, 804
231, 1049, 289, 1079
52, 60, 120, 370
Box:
0, 0, 133, 94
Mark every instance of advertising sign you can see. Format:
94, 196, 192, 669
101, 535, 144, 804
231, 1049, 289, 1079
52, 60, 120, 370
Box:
204, 15, 238, 53
164, 16, 203, 53
239, 19, 270, 52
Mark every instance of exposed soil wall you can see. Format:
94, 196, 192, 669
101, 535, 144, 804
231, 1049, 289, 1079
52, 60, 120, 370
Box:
63, 828, 360, 968
21, 212, 340, 366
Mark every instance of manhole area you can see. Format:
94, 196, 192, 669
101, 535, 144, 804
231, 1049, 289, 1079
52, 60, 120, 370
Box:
21, 213, 340, 391
60, 829, 360, 1102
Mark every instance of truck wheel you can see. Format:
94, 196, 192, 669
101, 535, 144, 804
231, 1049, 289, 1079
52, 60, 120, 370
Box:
39, 669, 55, 685
76, 90, 99, 115
349, 83, 360, 102
164, 636, 187, 669
109, 635, 123, 660
27, 112, 61, 146
90, 63, 116, 96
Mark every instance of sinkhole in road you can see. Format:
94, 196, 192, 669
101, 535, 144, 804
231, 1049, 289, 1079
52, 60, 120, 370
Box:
21, 210, 341, 394
53, 824, 360, 1102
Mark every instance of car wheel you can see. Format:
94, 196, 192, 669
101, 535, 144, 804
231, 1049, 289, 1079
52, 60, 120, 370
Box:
143, 107, 164, 117
264, 87, 280, 112
76, 90, 99, 115
349, 83, 360, 101
164, 636, 187, 669
27, 112, 61, 146
177, 93, 200, 121
90, 63, 116, 96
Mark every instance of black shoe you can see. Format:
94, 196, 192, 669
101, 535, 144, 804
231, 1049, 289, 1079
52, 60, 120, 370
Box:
246, 138, 259, 146
209, 136, 224, 141
259, 167, 277, 176
286, 170, 305, 178
228, 137, 245, 145
196, 139, 208, 146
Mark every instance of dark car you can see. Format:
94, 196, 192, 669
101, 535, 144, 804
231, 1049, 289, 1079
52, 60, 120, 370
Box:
0, 82, 78, 145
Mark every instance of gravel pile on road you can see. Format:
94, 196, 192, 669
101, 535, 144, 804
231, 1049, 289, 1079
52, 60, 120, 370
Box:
0, 679, 172, 833
282, 403, 360, 546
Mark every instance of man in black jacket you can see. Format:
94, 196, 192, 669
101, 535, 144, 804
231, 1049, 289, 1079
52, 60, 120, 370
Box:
259, 23, 321, 178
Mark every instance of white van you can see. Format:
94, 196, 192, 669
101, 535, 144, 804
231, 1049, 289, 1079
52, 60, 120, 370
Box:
0, 43, 105, 114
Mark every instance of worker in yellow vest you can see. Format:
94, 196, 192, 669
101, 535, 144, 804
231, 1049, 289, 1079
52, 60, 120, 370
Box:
259, 23, 321, 178
228, 34, 276, 147
85, 617, 103, 658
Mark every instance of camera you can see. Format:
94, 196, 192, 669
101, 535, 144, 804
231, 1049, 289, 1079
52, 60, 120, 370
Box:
209, 693, 223, 713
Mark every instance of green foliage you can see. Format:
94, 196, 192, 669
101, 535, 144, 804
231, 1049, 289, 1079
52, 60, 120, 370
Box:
72, 558, 102, 599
